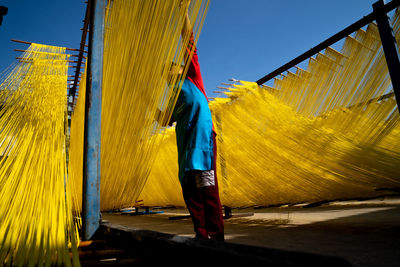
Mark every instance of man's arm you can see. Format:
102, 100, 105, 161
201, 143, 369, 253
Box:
181, 1, 192, 38
180, 0, 196, 67
181, 3, 208, 99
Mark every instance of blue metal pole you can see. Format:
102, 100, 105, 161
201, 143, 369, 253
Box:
82, 0, 105, 241
373, 0, 400, 113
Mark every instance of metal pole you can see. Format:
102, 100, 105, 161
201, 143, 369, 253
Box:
82, 0, 105, 241
373, 0, 400, 113
0, 6, 7, 26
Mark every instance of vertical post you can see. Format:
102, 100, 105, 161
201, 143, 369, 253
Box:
82, 0, 105, 240
0, 6, 7, 26
373, 0, 400, 113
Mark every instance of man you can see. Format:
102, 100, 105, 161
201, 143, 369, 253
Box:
162, 6, 224, 241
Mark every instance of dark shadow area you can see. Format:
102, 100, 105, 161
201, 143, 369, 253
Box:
102, 200, 400, 267
224, 206, 400, 267
87, 222, 352, 267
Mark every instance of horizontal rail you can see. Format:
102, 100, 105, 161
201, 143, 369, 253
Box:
11, 39, 87, 53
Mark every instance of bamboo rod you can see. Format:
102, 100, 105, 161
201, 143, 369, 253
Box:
15, 57, 78, 63
13, 49, 79, 57
216, 86, 231, 90
11, 39, 87, 53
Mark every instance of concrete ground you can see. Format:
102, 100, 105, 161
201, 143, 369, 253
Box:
102, 196, 400, 267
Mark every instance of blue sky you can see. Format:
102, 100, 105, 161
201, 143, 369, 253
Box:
0, 0, 381, 98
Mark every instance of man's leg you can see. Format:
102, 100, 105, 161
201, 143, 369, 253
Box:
195, 170, 224, 241
206, 132, 225, 241
182, 171, 208, 239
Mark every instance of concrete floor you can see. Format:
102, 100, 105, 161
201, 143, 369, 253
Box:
102, 196, 400, 267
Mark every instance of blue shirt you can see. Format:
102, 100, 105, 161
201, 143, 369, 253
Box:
172, 79, 214, 183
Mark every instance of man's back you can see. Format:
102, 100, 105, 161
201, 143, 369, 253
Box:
173, 78, 214, 183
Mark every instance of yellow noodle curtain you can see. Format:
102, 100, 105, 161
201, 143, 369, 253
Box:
0, 44, 79, 266
69, 0, 210, 211
139, 10, 400, 207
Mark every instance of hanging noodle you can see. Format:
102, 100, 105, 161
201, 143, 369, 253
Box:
69, 0, 210, 211
0, 2, 399, 266
0, 44, 79, 266
139, 10, 400, 207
